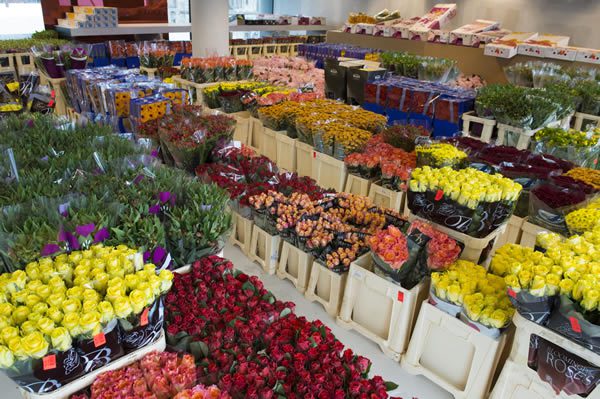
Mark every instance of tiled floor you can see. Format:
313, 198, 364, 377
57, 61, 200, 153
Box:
0, 244, 451, 399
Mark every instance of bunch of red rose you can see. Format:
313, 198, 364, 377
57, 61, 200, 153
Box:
165, 256, 398, 399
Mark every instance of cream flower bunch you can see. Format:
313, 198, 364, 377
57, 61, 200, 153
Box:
432, 260, 514, 329
492, 231, 600, 312
0, 244, 174, 368
409, 167, 522, 209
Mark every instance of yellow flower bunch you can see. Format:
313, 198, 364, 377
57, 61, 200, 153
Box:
409, 167, 522, 209
416, 143, 467, 168
565, 167, 600, 190
322, 123, 372, 152
0, 244, 174, 367
566, 206, 600, 234
492, 230, 600, 310
432, 260, 514, 328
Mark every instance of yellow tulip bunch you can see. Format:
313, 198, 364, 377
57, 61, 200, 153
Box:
0, 244, 174, 368
492, 229, 600, 311
432, 260, 515, 329
409, 166, 522, 209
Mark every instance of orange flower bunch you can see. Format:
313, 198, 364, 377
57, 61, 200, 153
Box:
369, 225, 409, 270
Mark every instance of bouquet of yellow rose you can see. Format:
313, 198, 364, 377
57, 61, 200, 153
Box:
431, 260, 515, 337
492, 231, 600, 351
408, 166, 522, 238
0, 244, 173, 394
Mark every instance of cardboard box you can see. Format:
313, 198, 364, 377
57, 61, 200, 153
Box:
383, 17, 421, 38
517, 34, 570, 57
373, 18, 404, 36
484, 32, 538, 58
545, 46, 578, 61
411, 3, 457, 30
342, 23, 354, 33
351, 23, 376, 35
346, 66, 387, 105
474, 29, 512, 46
449, 20, 501, 47
576, 48, 600, 65
427, 29, 450, 43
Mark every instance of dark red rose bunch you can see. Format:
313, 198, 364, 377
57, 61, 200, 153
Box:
165, 256, 399, 399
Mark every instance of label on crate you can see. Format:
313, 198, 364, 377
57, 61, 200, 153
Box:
94, 332, 106, 347
531, 334, 600, 397
140, 308, 149, 326
570, 316, 582, 333
43, 354, 57, 370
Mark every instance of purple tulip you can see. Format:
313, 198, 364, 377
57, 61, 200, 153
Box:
75, 223, 96, 237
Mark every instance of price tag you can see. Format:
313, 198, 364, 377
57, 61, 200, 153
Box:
43, 355, 56, 371
313, 151, 317, 159
93, 332, 106, 347
507, 288, 516, 298
352, 270, 364, 280
397, 291, 404, 302
140, 308, 149, 326
570, 316, 582, 333
435, 189, 444, 201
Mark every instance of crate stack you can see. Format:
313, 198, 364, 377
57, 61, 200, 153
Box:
58, 6, 118, 29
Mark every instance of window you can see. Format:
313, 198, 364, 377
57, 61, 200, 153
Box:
0, 0, 45, 39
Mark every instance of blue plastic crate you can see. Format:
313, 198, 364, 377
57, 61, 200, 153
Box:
90, 57, 110, 67
126, 57, 140, 69
432, 119, 462, 138
362, 102, 386, 115
111, 58, 126, 67
173, 53, 192, 66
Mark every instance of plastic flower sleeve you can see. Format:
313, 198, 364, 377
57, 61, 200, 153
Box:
546, 296, 600, 354
74, 318, 125, 374
119, 297, 164, 353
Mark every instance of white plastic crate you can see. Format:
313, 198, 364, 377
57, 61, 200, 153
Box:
231, 111, 252, 145
496, 124, 537, 150
494, 215, 525, 249
295, 142, 317, 179
261, 127, 278, 162
401, 301, 510, 399
248, 117, 264, 154
15, 53, 35, 76
0, 53, 16, 77
518, 218, 559, 248
20, 332, 166, 399
277, 241, 314, 293
368, 181, 404, 212
248, 225, 282, 275
314, 153, 347, 192
229, 211, 253, 254
574, 111, 600, 131
509, 312, 600, 370
337, 253, 429, 361
344, 174, 371, 196
305, 261, 347, 317
489, 360, 567, 399
462, 111, 496, 143
140, 66, 158, 79
275, 133, 297, 173
408, 213, 507, 266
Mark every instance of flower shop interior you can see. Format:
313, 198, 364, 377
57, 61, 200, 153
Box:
1, 0, 600, 398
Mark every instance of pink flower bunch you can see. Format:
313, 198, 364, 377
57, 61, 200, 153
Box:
140, 352, 197, 399
165, 256, 398, 399
408, 220, 461, 270
252, 56, 324, 96
449, 74, 486, 90
174, 384, 231, 399
72, 352, 198, 399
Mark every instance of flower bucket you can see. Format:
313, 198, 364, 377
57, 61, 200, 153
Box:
40, 56, 62, 78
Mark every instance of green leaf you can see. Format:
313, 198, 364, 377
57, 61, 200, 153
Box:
279, 308, 292, 318
189, 341, 209, 359
242, 281, 257, 293
272, 381, 285, 395
384, 381, 399, 391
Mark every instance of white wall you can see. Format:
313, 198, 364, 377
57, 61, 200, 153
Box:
366, 0, 600, 48
274, 0, 367, 25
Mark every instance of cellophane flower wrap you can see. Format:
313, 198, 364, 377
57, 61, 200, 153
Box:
0, 244, 173, 394
408, 166, 522, 238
